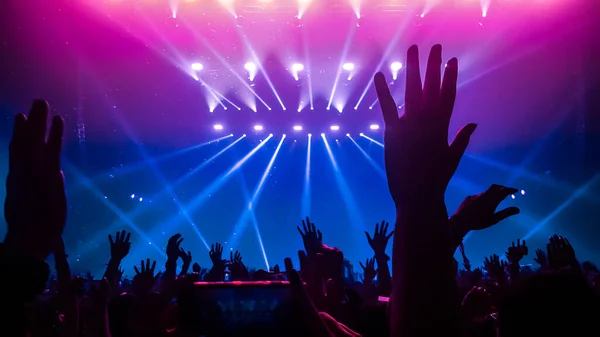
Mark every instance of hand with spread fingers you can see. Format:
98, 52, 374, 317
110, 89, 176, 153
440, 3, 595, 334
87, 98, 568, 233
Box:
4, 100, 66, 259
374, 45, 477, 206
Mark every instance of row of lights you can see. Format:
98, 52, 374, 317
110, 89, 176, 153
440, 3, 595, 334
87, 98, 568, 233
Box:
192, 61, 403, 80
213, 124, 381, 131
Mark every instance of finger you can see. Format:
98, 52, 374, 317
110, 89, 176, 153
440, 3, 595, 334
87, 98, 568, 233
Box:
28, 99, 49, 145
108, 235, 114, 245
359, 262, 365, 270
297, 226, 304, 237
150, 260, 156, 272
404, 45, 423, 114
386, 230, 395, 239
302, 220, 308, 234
124, 232, 131, 244
317, 230, 322, 241
134, 266, 140, 275
47, 115, 64, 171
449, 123, 477, 170
440, 57, 458, 118
491, 207, 520, 224
382, 221, 388, 235
177, 238, 184, 246
140, 260, 145, 273
146, 258, 151, 270
374, 72, 399, 126
365, 232, 373, 243
9, 114, 28, 171
311, 222, 316, 234
423, 44, 442, 110
374, 222, 380, 236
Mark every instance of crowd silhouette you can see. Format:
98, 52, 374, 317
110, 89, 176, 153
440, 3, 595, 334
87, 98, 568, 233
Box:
1, 45, 598, 337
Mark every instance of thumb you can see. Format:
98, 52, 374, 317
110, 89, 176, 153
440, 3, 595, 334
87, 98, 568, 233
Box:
449, 123, 477, 170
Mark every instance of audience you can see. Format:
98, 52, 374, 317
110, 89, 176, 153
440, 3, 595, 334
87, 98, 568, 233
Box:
1, 45, 598, 337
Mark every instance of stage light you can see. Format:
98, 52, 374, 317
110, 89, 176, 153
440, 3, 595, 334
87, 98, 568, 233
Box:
191, 63, 204, 71
270, 133, 273, 137
244, 62, 257, 72
321, 133, 325, 136
342, 63, 355, 71
308, 133, 312, 137
254, 125, 264, 131
291, 63, 304, 71
346, 133, 350, 137
293, 125, 303, 131
214, 124, 223, 130
369, 124, 380, 130
390, 62, 403, 71
330, 125, 340, 131
359, 132, 364, 136
521, 189, 526, 195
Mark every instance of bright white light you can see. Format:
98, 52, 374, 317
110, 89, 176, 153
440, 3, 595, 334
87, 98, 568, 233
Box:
369, 124, 380, 130
308, 133, 312, 137
254, 125, 263, 131
342, 63, 355, 71
321, 133, 325, 136
130, 194, 135, 199
214, 124, 223, 130
390, 62, 403, 71
346, 133, 350, 137
521, 190, 526, 195
511, 195, 516, 199
291, 63, 304, 71
330, 125, 340, 131
244, 62, 257, 72
139, 197, 143, 202
293, 125, 303, 131
191, 63, 203, 71
359, 133, 364, 136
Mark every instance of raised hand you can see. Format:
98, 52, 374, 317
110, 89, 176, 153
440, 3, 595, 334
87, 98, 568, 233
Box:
365, 220, 394, 256
534, 248, 547, 268
374, 45, 477, 206
179, 248, 192, 266
483, 254, 507, 282
132, 258, 159, 295
451, 184, 520, 237
108, 230, 131, 261
297, 216, 324, 256
227, 250, 249, 281
166, 233, 183, 261
4, 100, 66, 259
547, 235, 578, 270
209, 242, 226, 267
505, 239, 528, 264
359, 258, 377, 284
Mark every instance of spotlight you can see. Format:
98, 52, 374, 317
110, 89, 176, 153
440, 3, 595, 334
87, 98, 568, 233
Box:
254, 125, 264, 131
291, 63, 304, 71
213, 124, 223, 130
359, 132, 364, 136
244, 62, 257, 72
342, 63, 355, 71
293, 125, 303, 131
369, 124, 380, 130
243, 134, 247, 137
308, 133, 312, 137
321, 133, 325, 136
390, 62, 403, 71
191, 63, 203, 71
330, 125, 340, 131
346, 133, 350, 137
269, 133, 273, 137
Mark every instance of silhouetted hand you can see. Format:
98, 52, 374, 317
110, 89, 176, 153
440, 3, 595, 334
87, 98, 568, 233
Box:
4, 100, 66, 259
132, 258, 159, 295
359, 258, 377, 284
227, 250, 249, 280
483, 254, 507, 281
192, 262, 201, 273
209, 242, 226, 268
452, 184, 520, 237
534, 248, 547, 268
166, 233, 183, 261
374, 45, 477, 205
505, 239, 528, 264
547, 235, 578, 270
270, 264, 281, 274
365, 220, 394, 256
297, 216, 324, 256
108, 230, 131, 261
179, 248, 192, 266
